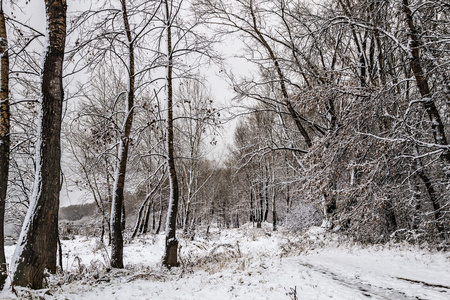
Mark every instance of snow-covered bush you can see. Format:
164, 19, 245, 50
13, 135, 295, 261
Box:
284, 201, 322, 233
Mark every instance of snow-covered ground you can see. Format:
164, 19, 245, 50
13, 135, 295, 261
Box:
1, 224, 449, 299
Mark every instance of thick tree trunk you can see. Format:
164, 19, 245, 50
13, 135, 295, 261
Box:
10, 0, 66, 289
0, 4, 10, 288
110, 0, 135, 269
162, 0, 180, 268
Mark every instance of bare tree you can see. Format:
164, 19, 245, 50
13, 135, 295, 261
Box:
0, 1, 10, 288
10, 0, 66, 289
109, 0, 137, 269
162, 0, 180, 268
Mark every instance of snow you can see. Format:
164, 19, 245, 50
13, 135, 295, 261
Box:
2, 223, 449, 299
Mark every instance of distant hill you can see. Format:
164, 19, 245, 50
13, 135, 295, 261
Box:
59, 202, 98, 221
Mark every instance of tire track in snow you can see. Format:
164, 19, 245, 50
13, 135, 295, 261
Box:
297, 261, 427, 300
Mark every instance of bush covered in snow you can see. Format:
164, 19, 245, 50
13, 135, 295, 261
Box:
284, 201, 323, 233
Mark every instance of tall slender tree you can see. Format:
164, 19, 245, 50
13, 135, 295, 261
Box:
10, 0, 66, 289
162, 0, 180, 268
110, 0, 136, 269
402, 0, 450, 163
0, 0, 10, 289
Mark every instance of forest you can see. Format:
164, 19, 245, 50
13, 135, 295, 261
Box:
0, 0, 449, 296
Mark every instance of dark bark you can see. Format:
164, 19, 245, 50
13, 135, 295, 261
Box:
250, 188, 255, 222
0, 4, 9, 288
11, 0, 66, 289
162, 0, 180, 268
264, 178, 269, 222
155, 197, 162, 234
256, 183, 262, 228
132, 174, 165, 238
152, 201, 156, 231
142, 200, 151, 234
272, 203, 277, 231
271, 178, 276, 231
383, 197, 397, 234
110, 0, 135, 269
402, 0, 450, 163
57, 232, 63, 272
131, 197, 147, 239
337, 0, 368, 87
258, 180, 263, 225
416, 170, 444, 234
285, 184, 290, 213
183, 200, 191, 234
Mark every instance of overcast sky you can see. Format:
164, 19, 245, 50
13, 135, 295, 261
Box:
6, 0, 257, 206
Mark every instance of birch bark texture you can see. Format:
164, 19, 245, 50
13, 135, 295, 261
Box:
10, 0, 66, 289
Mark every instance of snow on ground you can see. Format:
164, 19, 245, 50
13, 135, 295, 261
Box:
1, 223, 449, 299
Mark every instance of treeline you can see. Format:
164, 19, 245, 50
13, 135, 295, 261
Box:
207, 0, 450, 245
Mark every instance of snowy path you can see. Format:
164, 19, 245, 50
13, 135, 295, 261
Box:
295, 259, 449, 300
289, 246, 450, 300
1, 225, 449, 299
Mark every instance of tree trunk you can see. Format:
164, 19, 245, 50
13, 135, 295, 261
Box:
155, 200, 162, 234
402, 0, 450, 163
285, 184, 290, 214
142, 199, 152, 234
257, 180, 263, 228
383, 196, 397, 234
250, 187, 255, 222
264, 176, 269, 222
152, 201, 156, 231
110, 0, 135, 269
416, 170, 443, 234
10, 0, 66, 289
57, 232, 63, 272
0, 4, 10, 288
183, 196, 191, 234
131, 197, 147, 239
272, 174, 277, 231
162, 0, 180, 268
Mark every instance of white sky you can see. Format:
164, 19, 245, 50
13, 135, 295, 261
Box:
6, 0, 255, 206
